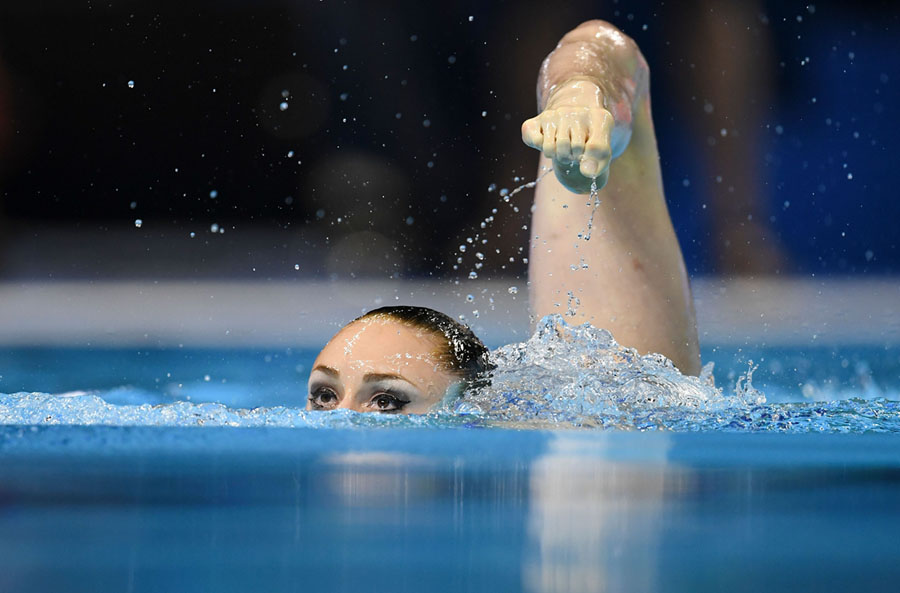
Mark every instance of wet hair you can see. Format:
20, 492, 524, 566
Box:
354, 306, 493, 390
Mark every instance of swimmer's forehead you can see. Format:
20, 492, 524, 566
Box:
314, 316, 445, 369
338, 315, 441, 341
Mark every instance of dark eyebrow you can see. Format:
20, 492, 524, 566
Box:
311, 365, 340, 378
362, 372, 416, 387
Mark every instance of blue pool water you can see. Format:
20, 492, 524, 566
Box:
1, 428, 899, 592
2, 318, 899, 591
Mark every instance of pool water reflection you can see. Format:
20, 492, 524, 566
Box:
0, 427, 897, 592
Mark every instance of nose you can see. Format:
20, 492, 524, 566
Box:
336, 393, 362, 412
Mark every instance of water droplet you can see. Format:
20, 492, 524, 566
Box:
279, 101, 289, 111
499, 188, 509, 197
294, 264, 300, 270
468, 271, 478, 280
466, 294, 474, 302
281, 89, 290, 98
481, 110, 487, 117
204, 375, 211, 382
189, 232, 196, 238
127, 80, 134, 89
468, 15, 474, 21
209, 190, 218, 198
487, 183, 497, 192
210, 223, 220, 233
448, 55, 457, 64
134, 219, 143, 228
129, 201, 137, 209
339, 92, 349, 101
475, 252, 484, 260
405, 216, 415, 225
459, 245, 466, 252
508, 286, 518, 295
422, 119, 431, 127
287, 150, 294, 158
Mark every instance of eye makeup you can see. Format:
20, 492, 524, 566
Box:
307, 384, 340, 410
307, 368, 422, 413
366, 390, 412, 413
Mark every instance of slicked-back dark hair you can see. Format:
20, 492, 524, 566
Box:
354, 306, 493, 389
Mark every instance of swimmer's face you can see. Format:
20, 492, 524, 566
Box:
308, 317, 460, 415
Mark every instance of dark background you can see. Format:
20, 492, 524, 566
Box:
0, 0, 897, 279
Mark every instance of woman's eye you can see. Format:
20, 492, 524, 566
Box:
371, 393, 408, 413
309, 388, 339, 410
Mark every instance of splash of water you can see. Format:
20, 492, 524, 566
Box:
580, 177, 601, 241
455, 315, 762, 427
456, 169, 553, 315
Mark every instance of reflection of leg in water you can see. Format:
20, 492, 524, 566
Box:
523, 435, 669, 593
674, 0, 787, 275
